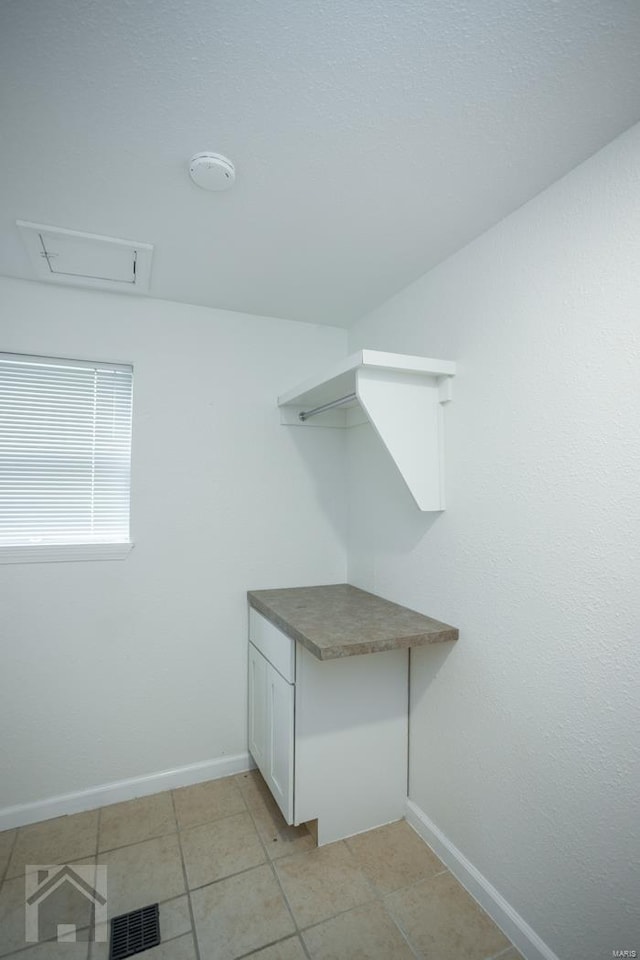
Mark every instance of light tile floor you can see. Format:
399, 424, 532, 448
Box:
0, 771, 524, 960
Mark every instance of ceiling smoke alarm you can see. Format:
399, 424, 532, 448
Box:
189, 152, 236, 191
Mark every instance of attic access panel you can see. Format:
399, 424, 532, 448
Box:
17, 221, 153, 293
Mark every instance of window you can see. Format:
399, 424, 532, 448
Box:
0, 352, 133, 563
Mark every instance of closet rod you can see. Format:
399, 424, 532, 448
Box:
298, 392, 357, 422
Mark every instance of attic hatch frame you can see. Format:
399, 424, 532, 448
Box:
278, 349, 456, 511
16, 221, 153, 294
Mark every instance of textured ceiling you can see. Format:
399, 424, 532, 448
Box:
1, 0, 639, 326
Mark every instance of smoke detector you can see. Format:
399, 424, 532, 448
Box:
189, 153, 236, 191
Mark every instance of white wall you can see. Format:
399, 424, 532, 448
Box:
347, 124, 640, 960
0, 277, 347, 813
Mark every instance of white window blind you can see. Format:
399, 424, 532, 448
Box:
0, 353, 133, 559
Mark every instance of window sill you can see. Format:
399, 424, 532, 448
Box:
0, 542, 134, 564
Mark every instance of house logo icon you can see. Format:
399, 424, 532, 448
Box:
25, 864, 108, 943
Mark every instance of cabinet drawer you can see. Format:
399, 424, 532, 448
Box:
249, 607, 295, 682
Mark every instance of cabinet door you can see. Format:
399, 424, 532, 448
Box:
248, 642, 268, 773
247, 643, 295, 825
266, 662, 294, 824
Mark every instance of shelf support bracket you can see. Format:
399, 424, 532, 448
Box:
356, 368, 450, 511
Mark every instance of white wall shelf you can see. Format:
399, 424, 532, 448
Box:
278, 349, 456, 511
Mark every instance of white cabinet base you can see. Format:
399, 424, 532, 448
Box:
294, 645, 408, 846
248, 607, 410, 846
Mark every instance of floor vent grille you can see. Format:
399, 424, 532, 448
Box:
109, 903, 160, 960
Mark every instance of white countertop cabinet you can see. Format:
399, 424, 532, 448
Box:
248, 607, 408, 845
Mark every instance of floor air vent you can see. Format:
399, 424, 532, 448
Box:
109, 903, 160, 960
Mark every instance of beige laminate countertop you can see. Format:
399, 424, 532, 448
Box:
247, 584, 458, 660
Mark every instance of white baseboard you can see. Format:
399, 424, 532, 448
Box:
0, 752, 254, 831
405, 799, 560, 960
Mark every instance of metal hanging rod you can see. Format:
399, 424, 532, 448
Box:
298, 392, 357, 422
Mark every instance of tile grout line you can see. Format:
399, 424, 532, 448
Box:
1, 779, 309, 960
170, 788, 202, 960
377, 876, 431, 960
297, 896, 424, 960
388, 912, 423, 960
333, 837, 421, 956
187, 856, 287, 894
1, 924, 193, 960
179, 848, 450, 916
234, 934, 305, 960
3, 809, 100, 884
385, 909, 425, 960
0, 827, 19, 891
239, 777, 312, 960
341, 835, 383, 904
295, 896, 382, 938
374, 865, 450, 901
258, 814, 409, 953
97, 826, 176, 857
290, 869, 422, 960
340, 835, 439, 960
96, 803, 252, 858
379, 866, 520, 959
407, 647, 412, 799
91, 805, 101, 951
4, 777, 518, 960
1, 817, 99, 960
377, 866, 455, 960
95, 807, 101, 858
239, 772, 436, 959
